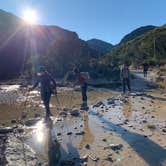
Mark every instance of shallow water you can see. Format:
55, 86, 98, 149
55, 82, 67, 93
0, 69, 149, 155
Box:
1, 85, 166, 166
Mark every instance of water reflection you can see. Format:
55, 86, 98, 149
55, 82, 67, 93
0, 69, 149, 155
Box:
79, 112, 94, 149
26, 119, 61, 165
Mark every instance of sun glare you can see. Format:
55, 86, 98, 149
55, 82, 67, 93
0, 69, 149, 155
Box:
22, 8, 38, 24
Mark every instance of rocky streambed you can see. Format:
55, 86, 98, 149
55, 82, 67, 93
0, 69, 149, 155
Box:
0, 84, 166, 166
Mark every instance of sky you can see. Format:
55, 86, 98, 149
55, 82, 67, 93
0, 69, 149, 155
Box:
1, 0, 166, 44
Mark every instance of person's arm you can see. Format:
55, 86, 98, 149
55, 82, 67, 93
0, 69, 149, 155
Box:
128, 68, 130, 79
120, 68, 123, 80
30, 79, 39, 91
48, 73, 57, 94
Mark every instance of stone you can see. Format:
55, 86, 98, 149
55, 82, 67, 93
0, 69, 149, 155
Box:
85, 144, 90, 149
93, 101, 104, 108
34, 113, 40, 118
162, 128, 166, 133
75, 131, 85, 135
59, 111, 68, 117
11, 119, 17, 124
0, 127, 13, 134
109, 144, 123, 151
67, 132, 73, 135
24, 118, 40, 126
70, 109, 80, 117
102, 138, 107, 142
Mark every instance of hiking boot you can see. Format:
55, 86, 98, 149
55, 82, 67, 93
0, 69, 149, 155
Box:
80, 102, 89, 110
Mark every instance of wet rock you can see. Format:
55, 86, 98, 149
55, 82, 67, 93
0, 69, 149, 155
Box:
59, 111, 68, 117
21, 114, 27, 119
142, 120, 147, 123
24, 118, 40, 126
0, 127, 13, 134
67, 132, 73, 135
107, 100, 115, 105
81, 155, 88, 162
93, 101, 104, 108
83, 162, 88, 166
102, 138, 107, 142
57, 133, 61, 136
162, 128, 166, 133
105, 156, 114, 162
124, 119, 129, 124
85, 144, 90, 149
63, 108, 70, 112
70, 109, 80, 117
75, 131, 85, 135
34, 113, 40, 118
11, 119, 17, 124
109, 144, 123, 151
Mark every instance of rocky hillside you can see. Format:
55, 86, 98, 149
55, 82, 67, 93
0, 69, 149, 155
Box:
0, 10, 100, 80
87, 39, 113, 54
120, 25, 157, 43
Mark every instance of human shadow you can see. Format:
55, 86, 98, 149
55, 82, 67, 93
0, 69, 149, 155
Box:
89, 109, 166, 166
144, 94, 166, 102
46, 119, 61, 166
46, 118, 81, 166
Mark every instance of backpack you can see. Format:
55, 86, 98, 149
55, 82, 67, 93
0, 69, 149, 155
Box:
80, 72, 90, 83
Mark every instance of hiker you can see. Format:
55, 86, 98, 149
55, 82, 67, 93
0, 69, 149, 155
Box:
29, 66, 57, 120
120, 64, 131, 94
143, 63, 149, 77
73, 65, 89, 109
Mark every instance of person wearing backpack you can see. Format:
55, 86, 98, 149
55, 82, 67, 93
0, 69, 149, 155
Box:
73, 66, 89, 110
29, 66, 57, 120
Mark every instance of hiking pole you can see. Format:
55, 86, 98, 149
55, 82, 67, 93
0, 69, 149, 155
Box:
55, 93, 61, 111
68, 90, 74, 110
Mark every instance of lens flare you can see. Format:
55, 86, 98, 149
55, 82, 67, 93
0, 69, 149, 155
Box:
22, 8, 38, 24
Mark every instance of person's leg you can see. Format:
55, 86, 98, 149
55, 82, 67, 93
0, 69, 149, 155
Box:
127, 78, 131, 92
145, 70, 148, 77
122, 78, 126, 93
81, 84, 88, 108
143, 70, 145, 77
43, 92, 51, 117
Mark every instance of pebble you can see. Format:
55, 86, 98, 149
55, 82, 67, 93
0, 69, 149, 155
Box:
85, 144, 90, 149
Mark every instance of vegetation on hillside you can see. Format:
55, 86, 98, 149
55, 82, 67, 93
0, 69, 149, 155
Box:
87, 39, 113, 54
105, 25, 166, 67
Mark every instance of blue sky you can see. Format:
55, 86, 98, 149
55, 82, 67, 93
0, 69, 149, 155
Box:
1, 0, 166, 44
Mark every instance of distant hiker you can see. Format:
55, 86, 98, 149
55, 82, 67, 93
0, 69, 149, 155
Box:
143, 63, 149, 77
30, 66, 57, 120
73, 66, 89, 110
120, 64, 131, 94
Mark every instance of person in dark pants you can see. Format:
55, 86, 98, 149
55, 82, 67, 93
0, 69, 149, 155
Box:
73, 66, 88, 109
143, 63, 149, 77
120, 64, 131, 94
30, 66, 57, 120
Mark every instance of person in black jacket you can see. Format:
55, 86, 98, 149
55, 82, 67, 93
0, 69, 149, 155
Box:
30, 66, 57, 119
143, 63, 149, 77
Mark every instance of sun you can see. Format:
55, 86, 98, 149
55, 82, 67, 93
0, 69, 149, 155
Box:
22, 8, 38, 24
